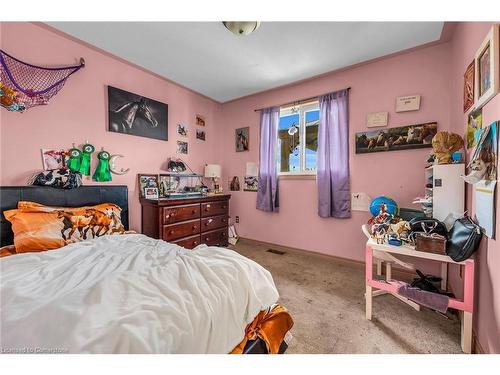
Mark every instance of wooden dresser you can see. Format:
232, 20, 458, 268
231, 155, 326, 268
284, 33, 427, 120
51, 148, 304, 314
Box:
140, 194, 231, 249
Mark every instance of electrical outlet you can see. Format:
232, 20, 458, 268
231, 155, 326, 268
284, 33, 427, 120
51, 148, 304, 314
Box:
235, 216, 240, 223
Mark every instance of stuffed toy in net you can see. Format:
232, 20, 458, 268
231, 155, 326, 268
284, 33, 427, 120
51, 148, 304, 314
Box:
0, 49, 84, 112
431, 131, 464, 164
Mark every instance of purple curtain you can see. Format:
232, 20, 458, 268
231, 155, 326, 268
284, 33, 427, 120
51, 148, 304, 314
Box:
317, 89, 350, 218
256, 107, 280, 212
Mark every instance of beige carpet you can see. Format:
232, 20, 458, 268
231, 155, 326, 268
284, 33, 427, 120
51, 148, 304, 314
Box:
230, 239, 462, 354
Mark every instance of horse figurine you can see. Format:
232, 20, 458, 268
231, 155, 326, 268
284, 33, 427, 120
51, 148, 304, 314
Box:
109, 97, 158, 134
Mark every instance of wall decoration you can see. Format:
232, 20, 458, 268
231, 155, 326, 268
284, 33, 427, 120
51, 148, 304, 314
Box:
196, 114, 205, 126
355, 122, 437, 154
92, 150, 112, 182
176, 141, 188, 154
78, 142, 95, 176
235, 127, 250, 152
230, 176, 241, 191
108, 86, 168, 141
466, 108, 482, 149
395, 95, 421, 112
243, 176, 258, 192
463, 61, 475, 113
196, 128, 206, 141
366, 112, 388, 128
0, 49, 84, 112
109, 154, 130, 175
41, 149, 67, 170
138, 174, 159, 198
177, 123, 188, 137
66, 146, 82, 172
474, 25, 499, 109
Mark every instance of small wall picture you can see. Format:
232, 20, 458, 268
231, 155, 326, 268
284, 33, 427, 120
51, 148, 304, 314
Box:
41, 149, 67, 170
474, 25, 499, 109
138, 174, 159, 198
355, 122, 438, 154
243, 176, 258, 192
229, 176, 240, 191
144, 187, 159, 200
463, 61, 475, 113
196, 114, 205, 127
196, 128, 206, 141
108, 86, 168, 141
176, 140, 188, 154
177, 123, 188, 137
235, 127, 250, 152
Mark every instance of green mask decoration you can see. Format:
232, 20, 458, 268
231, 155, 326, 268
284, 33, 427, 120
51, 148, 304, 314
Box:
92, 150, 112, 182
67, 146, 82, 172
79, 142, 95, 176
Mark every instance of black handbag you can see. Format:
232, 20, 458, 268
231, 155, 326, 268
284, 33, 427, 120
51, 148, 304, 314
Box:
408, 217, 448, 239
446, 217, 482, 262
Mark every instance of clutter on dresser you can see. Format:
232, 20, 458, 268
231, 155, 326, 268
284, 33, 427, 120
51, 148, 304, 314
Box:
138, 174, 160, 198
0, 49, 84, 112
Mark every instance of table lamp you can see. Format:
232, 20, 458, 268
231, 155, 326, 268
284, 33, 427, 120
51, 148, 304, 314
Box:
204, 164, 222, 194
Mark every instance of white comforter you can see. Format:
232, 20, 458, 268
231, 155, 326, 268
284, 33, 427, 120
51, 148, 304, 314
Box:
0, 234, 279, 353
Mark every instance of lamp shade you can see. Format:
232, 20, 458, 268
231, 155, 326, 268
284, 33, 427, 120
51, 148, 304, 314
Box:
204, 164, 221, 178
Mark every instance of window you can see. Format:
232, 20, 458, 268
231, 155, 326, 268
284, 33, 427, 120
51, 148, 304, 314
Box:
277, 101, 319, 175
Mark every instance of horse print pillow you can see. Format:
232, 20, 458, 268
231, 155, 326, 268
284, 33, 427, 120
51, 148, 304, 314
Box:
4, 201, 131, 253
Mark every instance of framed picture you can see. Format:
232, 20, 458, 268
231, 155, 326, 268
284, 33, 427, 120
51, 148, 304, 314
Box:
138, 174, 159, 198
474, 25, 499, 109
235, 127, 250, 152
41, 149, 67, 170
176, 141, 188, 154
229, 176, 240, 191
177, 123, 188, 137
196, 114, 205, 127
196, 128, 206, 141
243, 176, 258, 192
463, 61, 475, 113
355, 122, 438, 154
144, 187, 159, 200
108, 86, 168, 141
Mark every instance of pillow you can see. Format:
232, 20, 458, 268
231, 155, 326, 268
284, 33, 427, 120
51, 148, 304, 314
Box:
0, 245, 16, 258
4, 202, 127, 253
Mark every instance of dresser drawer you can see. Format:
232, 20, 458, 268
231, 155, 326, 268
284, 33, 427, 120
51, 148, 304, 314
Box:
201, 201, 229, 218
163, 204, 200, 224
201, 215, 228, 232
163, 219, 200, 241
201, 228, 228, 247
172, 234, 201, 249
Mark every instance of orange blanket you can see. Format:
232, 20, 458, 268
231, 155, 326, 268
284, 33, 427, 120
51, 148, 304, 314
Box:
231, 304, 294, 354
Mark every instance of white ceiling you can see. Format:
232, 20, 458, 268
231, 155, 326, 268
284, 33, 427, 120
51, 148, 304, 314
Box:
47, 22, 444, 102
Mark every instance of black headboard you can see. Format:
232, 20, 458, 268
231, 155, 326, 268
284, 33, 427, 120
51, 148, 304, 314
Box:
0, 185, 129, 247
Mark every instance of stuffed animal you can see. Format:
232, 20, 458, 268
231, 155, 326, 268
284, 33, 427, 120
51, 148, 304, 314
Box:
390, 221, 411, 236
432, 132, 464, 164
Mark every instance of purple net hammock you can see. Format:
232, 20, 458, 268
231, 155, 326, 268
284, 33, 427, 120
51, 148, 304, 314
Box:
0, 49, 84, 112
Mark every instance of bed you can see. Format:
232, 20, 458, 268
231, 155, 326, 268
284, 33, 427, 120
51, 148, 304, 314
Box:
0, 185, 292, 354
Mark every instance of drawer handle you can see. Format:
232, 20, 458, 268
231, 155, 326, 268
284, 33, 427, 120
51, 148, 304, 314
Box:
192, 209, 197, 214
193, 241, 198, 245
222, 205, 227, 209
205, 237, 210, 241
169, 230, 175, 234
221, 232, 226, 237
221, 218, 226, 222
192, 225, 197, 230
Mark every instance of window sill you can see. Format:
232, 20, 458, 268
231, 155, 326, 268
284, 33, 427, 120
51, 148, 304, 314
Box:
278, 174, 316, 180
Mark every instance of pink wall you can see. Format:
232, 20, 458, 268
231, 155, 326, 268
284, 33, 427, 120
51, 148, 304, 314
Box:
0, 22, 221, 231
448, 22, 500, 354
218, 42, 452, 263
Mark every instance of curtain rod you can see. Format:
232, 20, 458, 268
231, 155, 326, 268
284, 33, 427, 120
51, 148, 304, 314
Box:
253, 86, 351, 112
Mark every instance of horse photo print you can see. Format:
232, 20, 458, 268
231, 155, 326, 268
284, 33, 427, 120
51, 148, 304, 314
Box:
355, 122, 438, 154
235, 126, 250, 152
108, 86, 168, 141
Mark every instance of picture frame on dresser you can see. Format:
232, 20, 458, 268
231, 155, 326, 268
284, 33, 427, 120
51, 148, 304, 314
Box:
138, 174, 159, 198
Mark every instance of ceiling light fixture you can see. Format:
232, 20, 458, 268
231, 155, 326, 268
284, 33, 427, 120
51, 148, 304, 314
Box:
222, 22, 261, 36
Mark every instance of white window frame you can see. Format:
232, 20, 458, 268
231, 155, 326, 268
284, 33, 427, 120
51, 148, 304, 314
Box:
278, 101, 319, 176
